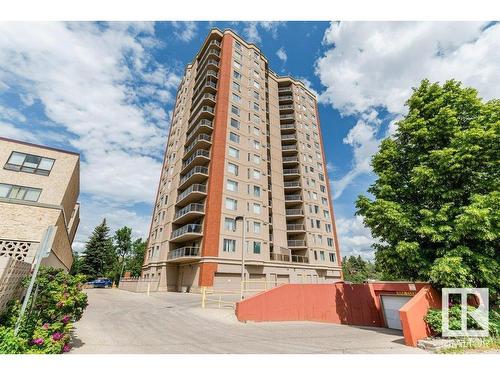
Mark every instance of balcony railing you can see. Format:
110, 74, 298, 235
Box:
176, 184, 207, 203
279, 95, 293, 101
280, 114, 295, 120
284, 181, 301, 188
181, 149, 210, 170
283, 168, 300, 175
278, 86, 292, 92
179, 166, 209, 185
291, 255, 309, 263
288, 240, 306, 247
280, 123, 296, 131
286, 224, 305, 231
167, 246, 200, 260
279, 104, 294, 110
284, 194, 302, 201
282, 156, 298, 163
171, 224, 203, 240
270, 253, 290, 262
281, 134, 297, 141
184, 134, 212, 156
282, 145, 297, 151
174, 203, 205, 220
186, 119, 213, 142
286, 209, 304, 216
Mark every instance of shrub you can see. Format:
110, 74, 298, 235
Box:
0, 266, 88, 354
425, 306, 500, 337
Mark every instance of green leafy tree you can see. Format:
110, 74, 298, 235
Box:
81, 219, 116, 280
342, 255, 379, 283
356, 79, 500, 302
111, 226, 132, 283
69, 251, 84, 276
125, 238, 147, 277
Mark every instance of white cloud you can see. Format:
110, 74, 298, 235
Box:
0, 22, 182, 246
0, 104, 26, 122
172, 21, 197, 42
316, 21, 500, 199
276, 47, 287, 63
243, 22, 285, 44
336, 215, 377, 259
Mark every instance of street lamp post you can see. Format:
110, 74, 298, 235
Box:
235, 216, 245, 300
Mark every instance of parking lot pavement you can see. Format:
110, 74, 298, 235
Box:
70, 288, 424, 354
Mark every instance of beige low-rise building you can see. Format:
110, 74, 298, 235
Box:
0, 137, 80, 271
141, 29, 342, 292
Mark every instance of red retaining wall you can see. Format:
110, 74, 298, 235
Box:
235, 282, 435, 346
399, 286, 441, 346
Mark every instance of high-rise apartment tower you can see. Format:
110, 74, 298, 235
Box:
142, 29, 342, 292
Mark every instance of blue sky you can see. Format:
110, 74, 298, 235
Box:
1, 21, 499, 258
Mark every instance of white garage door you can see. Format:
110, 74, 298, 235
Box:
213, 273, 241, 292
381, 295, 412, 330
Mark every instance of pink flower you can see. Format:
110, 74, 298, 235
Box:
52, 332, 64, 341
62, 343, 71, 353
42, 323, 50, 330
32, 338, 44, 346
61, 315, 71, 324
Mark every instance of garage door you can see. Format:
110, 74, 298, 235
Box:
380, 295, 412, 330
213, 273, 241, 292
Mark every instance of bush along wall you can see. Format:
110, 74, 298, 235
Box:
0, 266, 88, 354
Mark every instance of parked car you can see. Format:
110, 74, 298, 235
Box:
89, 278, 113, 288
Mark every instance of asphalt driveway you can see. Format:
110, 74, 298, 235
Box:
71, 288, 423, 354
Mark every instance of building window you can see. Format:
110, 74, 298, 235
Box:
252, 169, 260, 180
223, 239, 236, 252
228, 146, 239, 158
234, 51, 242, 60
329, 253, 336, 262
233, 70, 241, 80
253, 91, 260, 100
232, 93, 241, 103
253, 241, 261, 254
320, 251, 325, 261
253, 203, 261, 214
224, 217, 236, 231
234, 41, 242, 50
252, 140, 260, 150
253, 185, 261, 197
253, 221, 261, 234
231, 105, 240, 116
252, 154, 260, 164
253, 102, 260, 111
225, 197, 237, 211
226, 179, 238, 192
229, 132, 240, 143
327, 238, 334, 247
4, 151, 55, 176
0, 183, 42, 202
233, 60, 242, 70
228, 162, 238, 176
229, 119, 239, 130
253, 80, 260, 89
252, 113, 260, 124
253, 127, 260, 136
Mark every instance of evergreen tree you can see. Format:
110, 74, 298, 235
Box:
81, 219, 116, 280
342, 255, 378, 283
356, 80, 499, 301
69, 251, 84, 276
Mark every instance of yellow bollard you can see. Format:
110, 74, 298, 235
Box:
201, 287, 206, 308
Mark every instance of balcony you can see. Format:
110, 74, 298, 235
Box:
176, 183, 207, 206
279, 95, 294, 103
279, 104, 294, 112
192, 79, 217, 105
281, 145, 298, 154
291, 254, 309, 264
181, 149, 210, 174
284, 181, 301, 192
188, 105, 215, 128
280, 114, 295, 122
283, 168, 300, 179
196, 59, 219, 81
184, 134, 212, 159
173, 203, 205, 225
288, 240, 307, 248
198, 48, 221, 67
282, 156, 299, 165
269, 253, 290, 262
280, 123, 296, 133
178, 166, 209, 190
284, 194, 303, 203
281, 134, 297, 144
186, 119, 213, 144
191, 93, 216, 114
278, 86, 292, 93
286, 209, 304, 217
170, 223, 203, 242
167, 246, 201, 263
286, 224, 305, 232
